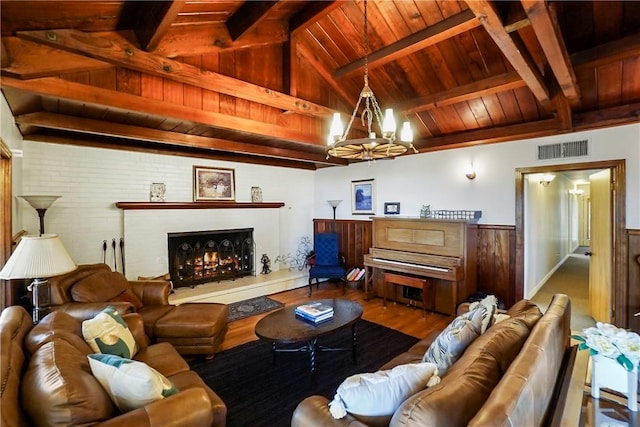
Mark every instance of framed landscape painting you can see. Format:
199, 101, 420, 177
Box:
193, 166, 236, 201
351, 179, 375, 215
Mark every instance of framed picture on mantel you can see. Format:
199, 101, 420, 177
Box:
351, 179, 375, 215
193, 166, 236, 201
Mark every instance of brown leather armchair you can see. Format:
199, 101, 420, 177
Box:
47, 263, 228, 357
1, 305, 226, 427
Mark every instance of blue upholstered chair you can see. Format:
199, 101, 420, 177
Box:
308, 232, 346, 296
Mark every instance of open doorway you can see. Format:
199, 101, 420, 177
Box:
525, 168, 597, 330
515, 160, 629, 328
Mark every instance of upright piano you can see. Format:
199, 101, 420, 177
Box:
363, 217, 477, 316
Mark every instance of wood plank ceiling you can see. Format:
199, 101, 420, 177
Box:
1, 1, 639, 170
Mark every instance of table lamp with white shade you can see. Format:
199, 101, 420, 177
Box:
0, 234, 76, 323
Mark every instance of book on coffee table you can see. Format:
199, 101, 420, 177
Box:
295, 311, 334, 324
295, 302, 334, 321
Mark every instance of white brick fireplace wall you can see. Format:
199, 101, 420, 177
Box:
18, 141, 316, 288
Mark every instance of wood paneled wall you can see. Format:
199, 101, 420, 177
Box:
312, 218, 518, 307
628, 229, 640, 331
477, 225, 517, 308
313, 219, 372, 270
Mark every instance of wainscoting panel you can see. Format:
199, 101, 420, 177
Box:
627, 229, 640, 331
477, 225, 517, 308
313, 219, 372, 270
313, 218, 517, 308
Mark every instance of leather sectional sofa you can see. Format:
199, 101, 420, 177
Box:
292, 293, 574, 427
1, 305, 226, 427
47, 263, 228, 357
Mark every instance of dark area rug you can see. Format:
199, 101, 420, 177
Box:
190, 320, 419, 427
227, 296, 284, 322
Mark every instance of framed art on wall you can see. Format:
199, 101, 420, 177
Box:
351, 179, 375, 215
193, 166, 236, 201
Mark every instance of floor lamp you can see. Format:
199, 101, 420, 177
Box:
327, 200, 342, 232
19, 195, 61, 236
0, 234, 76, 323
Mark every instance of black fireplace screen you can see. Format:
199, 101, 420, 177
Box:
168, 228, 254, 288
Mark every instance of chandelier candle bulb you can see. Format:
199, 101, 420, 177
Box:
382, 109, 396, 135
330, 113, 344, 141
401, 122, 413, 142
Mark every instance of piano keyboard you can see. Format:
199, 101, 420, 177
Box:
371, 257, 450, 273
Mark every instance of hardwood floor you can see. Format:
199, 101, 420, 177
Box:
219, 280, 637, 427
219, 281, 453, 351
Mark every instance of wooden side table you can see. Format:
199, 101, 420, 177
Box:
382, 272, 431, 316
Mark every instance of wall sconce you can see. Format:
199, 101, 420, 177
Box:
569, 188, 584, 195
539, 174, 555, 187
465, 164, 476, 180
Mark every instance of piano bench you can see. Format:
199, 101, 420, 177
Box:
382, 272, 432, 316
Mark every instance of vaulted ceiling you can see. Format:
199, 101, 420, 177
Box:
2, 1, 639, 170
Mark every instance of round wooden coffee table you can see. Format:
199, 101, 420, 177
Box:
254, 298, 363, 378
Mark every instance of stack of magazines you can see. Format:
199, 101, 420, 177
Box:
295, 302, 334, 324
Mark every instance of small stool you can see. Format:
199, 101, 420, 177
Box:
154, 302, 228, 357
382, 272, 431, 316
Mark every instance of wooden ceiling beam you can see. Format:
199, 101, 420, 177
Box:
572, 33, 640, 70
1, 37, 111, 79
466, 0, 549, 103
290, 1, 340, 37
396, 71, 527, 114
417, 118, 559, 151
334, 9, 481, 80
1, 76, 327, 147
14, 112, 344, 166
227, 1, 280, 41
520, 0, 579, 100
295, 41, 355, 110
573, 102, 640, 131
25, 132, 318, 170
135, 1, 184, 52
153, 21, 289, 56
16, 29, 334, 119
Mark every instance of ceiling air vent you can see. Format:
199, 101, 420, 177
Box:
537, 140, 588, 160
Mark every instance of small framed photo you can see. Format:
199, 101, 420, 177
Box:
384, 202, 400, 215
351, 179, 375, 215
193, 166, 236, 201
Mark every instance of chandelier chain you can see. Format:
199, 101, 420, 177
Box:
363, 0, 369, 80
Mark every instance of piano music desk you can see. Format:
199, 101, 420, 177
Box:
382, 272, 432, 316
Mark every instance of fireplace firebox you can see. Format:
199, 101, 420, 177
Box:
168, 228, 254, 288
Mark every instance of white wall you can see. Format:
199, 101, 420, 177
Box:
314, 123, 640, 296
14, 141, 315, 279
314, 124, 640, 227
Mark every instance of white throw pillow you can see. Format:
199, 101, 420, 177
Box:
88, 353, 178, 412
469, 295, 498, 333
421, 307, 484, 375
328, 362, 440, 419
82, 305, 138, 359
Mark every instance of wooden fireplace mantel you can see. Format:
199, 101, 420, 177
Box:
115, 201, 285, 210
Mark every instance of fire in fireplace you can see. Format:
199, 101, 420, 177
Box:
168, 228, 254, 288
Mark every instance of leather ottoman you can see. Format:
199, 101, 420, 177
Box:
154, 302, 229, 357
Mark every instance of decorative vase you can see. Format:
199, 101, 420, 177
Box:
251, 186, 263, 203
150, 183, 166, 202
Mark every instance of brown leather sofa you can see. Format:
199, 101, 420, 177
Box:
47, 263, 228, 357
292, 293, 574, 427
1, 305, 227, 427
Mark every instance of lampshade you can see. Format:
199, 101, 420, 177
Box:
327, 200, 342, 208
0, 234, 76, 280
19, 195, 61, 210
